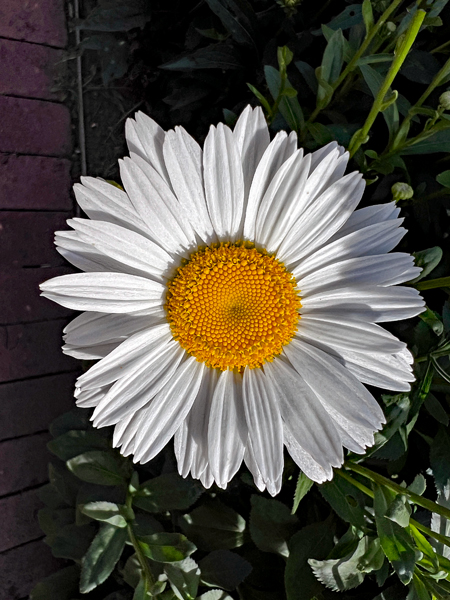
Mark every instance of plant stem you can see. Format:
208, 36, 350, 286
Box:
345, 463, 450, 522
348, 9, 426, 157
414, 276, 450, 291
126, 491, 155, 591
337, 470, 450, 550
307, 0, 406, 124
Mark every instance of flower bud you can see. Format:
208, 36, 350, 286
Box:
439, 91, 450, 111
392, 182, 413, 202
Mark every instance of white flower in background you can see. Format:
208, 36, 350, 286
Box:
40, 106, 424, 495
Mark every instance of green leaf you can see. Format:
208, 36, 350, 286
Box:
160, 44, 241, 71
309, 536, 371, 591
319, 476, 367, 528
249, 495, 298, 557
419, 307, 444, 336
437, 170, 450, 188
411, 247, 443, 282
198, 591, 233, 600
362, 0, 374, 37
199, 550, 252, 591
358, 537, 385, 573
264, 66, 304, 132
320, 28, 345, 85
49, 407, 91, 437
49, 462, 81, 506
204, 0, 258, 49
37, 482, 67, 510
360, 63, 399, 139
80, 523, 128, 593
134, 472, 203, 512
30, 565, 80, 600
277, 45, 294, 72
77, 0, 151, 32
46, 522, 96, 560
324, 4, 363, 31
295, 60, 317, 94
424, 393, 449, 426
139, 533, 196, 563
373, 484, 416, 585
430, 427, 450, 492
38, 507, 74, 539
246, 83, 272, 115
80, 501, 133, 528
285, 521, 334, 600
179, 499, 246, 551
306, 122, 335, 146
67, 450, 131, 486
407, 474, 427, 496
401, 50, 441, 85
164, 557, 200, 600
47, 430, 109, 461
400, 129, 450, 155
385, 494, 412, 528
292, 472, 314, 514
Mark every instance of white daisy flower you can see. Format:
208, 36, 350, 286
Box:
41, 106, 424, 495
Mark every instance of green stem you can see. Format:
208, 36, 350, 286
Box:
431, 39, 450, 55
337, 470, 450, 550
307, 0, 406, 125
414, 276, 450, 291
346, 463, 450, 522
126, 492, 155, 590
348, 9, 426, 157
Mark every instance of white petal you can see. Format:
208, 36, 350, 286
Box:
40, 272, 165, 314
67, 219, 172, 281
75, 386, 109, 408
120, 156, 195, 254
242, 368, 283, 495
132, 358, 205, 463
77, 323, 172, 390
125, 112, 170, 184
63, 312, 152, 347
208, 370, 247, 488
64, 342, 120, 359
334, 201, 400, 239
296, 314, 406, 355
199, 465, 215, 489
298, 253, 420, 295
174, 369, 218, 479
74, 178, 148, 237
163, 126, 215, 244
301, 147, 349, 212
277, 172, 365, 266
300, 285, 425, 322
243, 131, 298, 241
285, 339, 385, 430
244, 442, 266, 492
254, 149, 310, 251
233, 106, 270, 202
293, 219, 406, 280
264, 358, 343, 469
308, 141, 345, 172
283, 425, 332, 483
93, 341, 185, 427
203, 123, 245, 240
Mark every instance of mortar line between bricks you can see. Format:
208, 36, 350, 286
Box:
0, 429, 49, 445
0, 150, 72, 159
0, 481, 47, 502
0, 93, 66, 106
0, 208, 73, 213
0, 35, 64, 50
0, 314, 76, 328
0, 368, 80, 387
0, 535, 45, 556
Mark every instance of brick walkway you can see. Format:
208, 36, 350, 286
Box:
0, 0, 79, 597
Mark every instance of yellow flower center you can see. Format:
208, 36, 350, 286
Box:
165, 243, 301, 371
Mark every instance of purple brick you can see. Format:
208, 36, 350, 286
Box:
0, 154, 72, 210
0, 0, 67, 47
0, 39, 65, 100
0, 96, 71, 156
0, 266, 73, 324
0, 372, 78, 440
0, 488, 43, 552
0, 211, 69, 268
0, 432, 51, 496
0, 539, 65, 600
0, 319, 76, 382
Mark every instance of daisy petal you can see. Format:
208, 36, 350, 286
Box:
40, 272, 165, 314
243, 131, 298, 240
283, 425, 333, 483
163, 126, 215, 244
264, 358, 343, 469
208, 369, 247, 488
132, 358, 205, 463
243, 368, 283, 496
335, 201, 400, 239
233, 105, 270, 201
203, 123, 245, 240
125, 111, 170, 184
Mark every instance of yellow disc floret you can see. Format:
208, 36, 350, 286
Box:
165, 243, 301, 371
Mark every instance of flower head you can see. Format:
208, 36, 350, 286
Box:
41, 106, 424, 495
